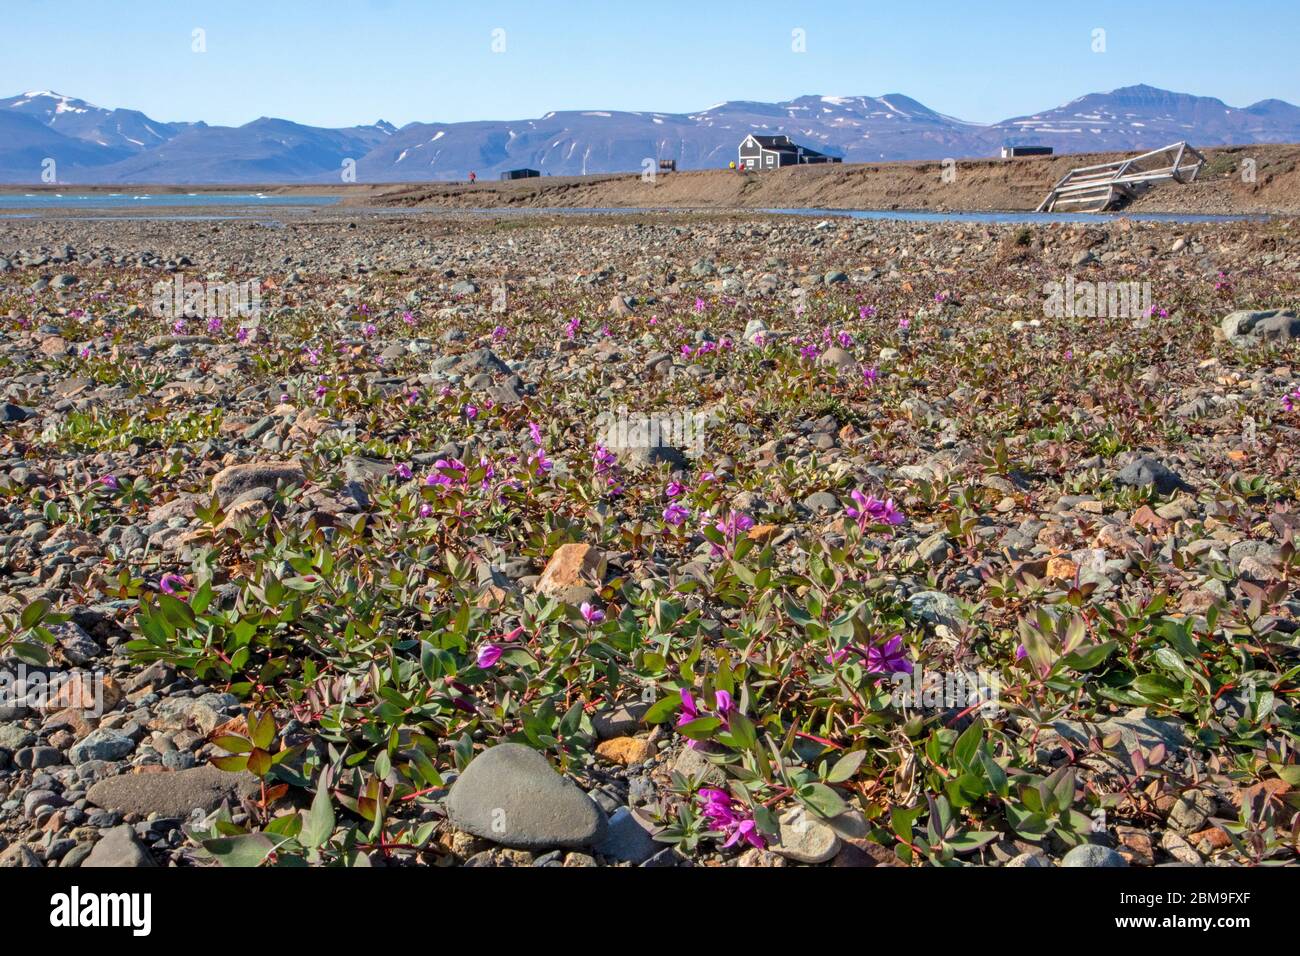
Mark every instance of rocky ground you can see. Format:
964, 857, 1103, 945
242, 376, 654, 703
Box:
0, 207, 1298, 868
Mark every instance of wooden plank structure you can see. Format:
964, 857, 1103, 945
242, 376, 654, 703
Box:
1036, 141, 1206, 213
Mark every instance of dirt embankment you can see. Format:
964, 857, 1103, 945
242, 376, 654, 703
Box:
356, 144, 1300, 215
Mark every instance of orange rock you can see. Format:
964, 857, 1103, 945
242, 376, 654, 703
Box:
39, 335, 69, 357
1115, 826, 1154, 866
1191, 827, 1231, 851
1046, 556, 1078, 581
536, 543, 606, 598
1227, 449, 1248, 463
595, 736, 656, 766
1130, 505, 1170, 533
747, 524, 780, 544
48, 673, 122, 714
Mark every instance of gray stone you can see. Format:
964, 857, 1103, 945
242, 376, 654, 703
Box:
802, 491, 841, 515
82, 825, 156, 868
670, 745, 726, 786
444, 743, 607, 850
1221, 309, 1300, 348
908, 590, 965, 630
210, 461, 303, 505
595, 807, 661, 863
591, 700, 651, 740
616, 442, 688, 472
1168, 790, 1215, 833
451, 348, 510, 377
816, 346, 857, 371
1115, 456, 1186, 494
69, 729, 136, 765
1007, 851, 1051, 867
87, 766, 261, 819
1061, 844, 1127, 867
914, 532, 952, 566
773, 805, 842, 864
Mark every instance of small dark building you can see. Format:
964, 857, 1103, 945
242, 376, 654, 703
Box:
500, 168, 541, 180
1001, 145, 1053, 159
658, 159, 677, 172
737, 134, 841, 171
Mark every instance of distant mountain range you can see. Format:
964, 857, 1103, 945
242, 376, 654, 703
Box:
3, 85, 1298, 184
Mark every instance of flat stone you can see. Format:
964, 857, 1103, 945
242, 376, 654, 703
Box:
82, 824, 156, 868
87, 766, 261, 819
210, 461, 303, 505
444, 743, 607, 850
772, 805, 842, 864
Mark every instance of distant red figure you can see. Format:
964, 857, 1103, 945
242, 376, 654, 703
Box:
469, 171, 477, 184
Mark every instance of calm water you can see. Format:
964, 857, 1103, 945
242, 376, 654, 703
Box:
0, 193, 339, 210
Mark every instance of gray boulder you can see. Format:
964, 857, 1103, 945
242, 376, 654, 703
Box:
445, 743, 607, 850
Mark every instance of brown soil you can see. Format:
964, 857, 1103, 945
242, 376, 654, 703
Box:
357, 144, 1300, 215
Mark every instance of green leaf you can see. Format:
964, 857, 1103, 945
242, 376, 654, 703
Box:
20, 599, 50, 629
798, 782, 847, 818
248, 711, 276, 750
825, 749, 866, 784
301, 784, 336, 850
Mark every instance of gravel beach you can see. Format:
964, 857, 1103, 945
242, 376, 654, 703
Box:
1, 205, 1297, 868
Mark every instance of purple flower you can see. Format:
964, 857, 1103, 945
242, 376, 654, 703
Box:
865, 635, 912, 675
99, 474, 119, 491
159, 573, 188, 595
862, 366, 880, 387
698, 788, 766, 849
206, 316, 223, 334
476, 643, 503, 668
393, 462, 413, 481
492, 325, 508, 341
1015, 644, 1028, 661
464, 404, 478, 420
402, 310, 416, 325
419, 503, 433, 518
694, 297, 706, 313
663, 502, 689, 526
844, 490, 904, 530
898, 318, 911, 332
236, 327, 250, 343
528, 421, 544, 447
665, 480, 686, 498
580, 602, 605, 625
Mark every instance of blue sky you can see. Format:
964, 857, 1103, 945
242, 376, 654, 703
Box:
2, 0, 1297, 128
